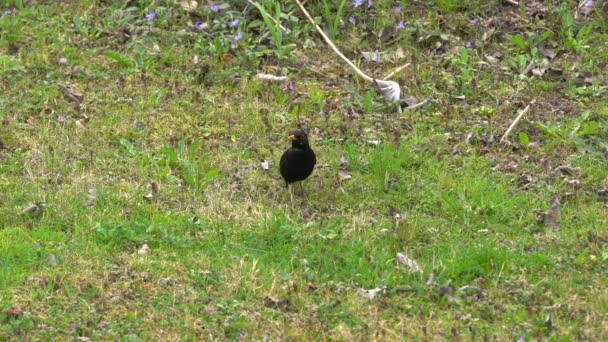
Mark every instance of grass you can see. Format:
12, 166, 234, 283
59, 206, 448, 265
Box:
1, 0, 608, 340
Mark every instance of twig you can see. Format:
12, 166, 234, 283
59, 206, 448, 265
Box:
500, 99, 536, 143
293, 0, 373, 83
504, 0, 519, 6
403, 98, 429, 111
384, 62, 411, 80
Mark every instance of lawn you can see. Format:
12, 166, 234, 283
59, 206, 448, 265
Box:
1, 0, 607, 340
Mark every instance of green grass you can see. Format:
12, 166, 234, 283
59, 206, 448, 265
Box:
1, 0, 608, 340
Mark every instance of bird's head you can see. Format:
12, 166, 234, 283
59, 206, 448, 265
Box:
288, 130, 309, 147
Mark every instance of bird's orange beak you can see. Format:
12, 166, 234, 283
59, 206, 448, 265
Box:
288, 135, 296, 141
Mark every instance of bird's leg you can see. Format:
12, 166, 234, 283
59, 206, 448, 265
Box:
288, 183, 294, 207
299, 182, 309, 200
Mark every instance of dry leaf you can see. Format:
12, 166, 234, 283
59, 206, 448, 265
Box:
356, 287, 385, 300
49, 254, 58, 267
260, 160, 270, 171
396, 252, 423, 273
147, 180, 158, 195
256, 73, 288, 82
85, 188, 97, 207
264, 296, 290, 310
543, 197, 561, 230
75, 118, 87, 132
338, 170, 352, 181
375, 79, 400, 104
539, 44, 556, 59
58, 83, 84, 104
178, 0, 198, 12
361, 51, 381, 63
143, 193, 155, 201
138, 244, 150, 256
22, 202, 44, 217
1, 307, 24, 318
339, 155, 349, 166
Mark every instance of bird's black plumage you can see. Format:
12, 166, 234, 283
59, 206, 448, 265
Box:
280, 130, 316, 186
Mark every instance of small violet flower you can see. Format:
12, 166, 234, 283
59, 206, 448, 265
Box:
146, 10, 156, 21
585, 0, 592, 6
396, 21, 405, 30
233, 32, 243, 41
57, 116, 66, 124
5, 8, 11, 15
367, 0, 373, 8
210, 5, 220, 12
465, 41, 473, 49
193, 21, 202, 30
229, 18, 240, 28
394, 6, 402, 14
469, 17, 481, 25
353, 0, 363, 8
348, 17, 355, 24
283, 82, 296, 93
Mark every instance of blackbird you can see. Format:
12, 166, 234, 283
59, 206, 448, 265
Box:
280, 130, 316, 203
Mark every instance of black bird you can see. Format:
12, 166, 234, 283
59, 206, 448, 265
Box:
280, 130, 316, 204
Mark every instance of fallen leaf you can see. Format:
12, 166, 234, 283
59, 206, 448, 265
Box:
178, 0, 198, 12
85, 188, 97, 207
256, 73, 288, 82
339, 155, 349, 166
264, 296, 290, 310
146, 180, 158, 195
1, 307, 24, 318
356, 287, 385, 300
554, 164, 580, 177
375, 79, 400, 104
138, 244, 150, 256
543, 197, 561, 230
58, 83, 84, 104
49, 254, 58, 267
361, 51, 381, 63
539, 44, 556, 59
260, 160, 270, 171
396, 252, 423, 274
75, 118, 87, 132
22, 202, 44, 217
338, 170, 352, 181
159, 277, 176, 287
403, 94, 419, 107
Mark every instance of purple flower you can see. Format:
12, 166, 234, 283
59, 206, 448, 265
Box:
517, 338, 525, 342
209, 5, 220, 12
465, 41, 473, 49
469, 17, 481, 25
146, 10, 156, 21
229, 18, 240, 28
394, 6, 402, 14
4, 8, 11, 15
585, 0, 592, 6
57, 116, 66, 124
233, 32, 243, 41
396, 21, 405, 30
367, 0, 373, 8
193, 21, 201, 30
283, 82, 296, 92
348, 17, 355, 24
353, 0, 363, 8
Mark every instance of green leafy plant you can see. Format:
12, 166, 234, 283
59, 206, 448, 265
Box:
254, 1, 295, 59
161, 140, 218, 188
321, 0, 348, 39
518, 132, 529, 150
560, 7, 593, 53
